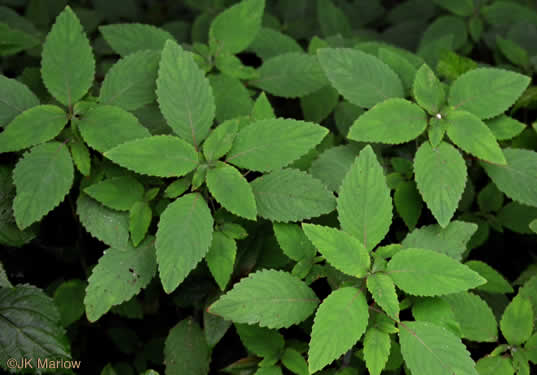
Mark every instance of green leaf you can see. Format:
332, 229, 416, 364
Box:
204, 306, 232, 348
129, 201, 152, 247
156, 40, 215, 147
251, 168, 336, 223
0, 74, 39, 128
254, 367, 283, 375
205, 231, 236, 290
414, 141, 467, 228
53, 279, 86, 327
99, 23, 174, 56
251, 92, 275, 120
481, 148, 537, 207
273, 223, 316, 261
317, 48, 404, 108
164, 177, 191, 199
433, 0, 474, 17
206, 162, 256, 220
446, 110, 506, 164
348, 98, 427, 144
477, 182, 504, 213
0, 286, 70, 369
0, 261, 12, 288
251, 52, 328, 98
156, 193, 213, 293
302, 224, 370, 278
210, 74, 253, 122
104, 135, 199, 178
530, 219, 537, 234
0, 105, 67, 153
84, 237, 157, 322
525, 332, 537, 364
84, 176, 144, 211
363, 327, 391, 375
411, 297, 461, 335
77, 104, 151, 153
420, 15, 467, 51
226, 118, 327, 172
164, 318, 210, 375
394, 181, 422, 230
68, 137, 91, 176
387, 248, 486, 296
300, 85, 339, 123
208, 269, 319, 328
498, 202, 537, 234
476, 356, 515, 375
337, 145, 392, 251
465, 260, 513, 294
377, 47, 418, 94
402, 220, 477, 260
209, 0, 265, 54
248, 27, 303, 61
367, 273, 399, 319
0, 23, 40, 56
309, 144, 361, 193
77, 193, 130, 250
281, 348, 308, 375
13, 142, 74, 230
317, 0, 351, 37
99, 50, 160, 111
500, 295, 534, 346
235, 323, 284, 358
485, 115, 525, 141
203, 120, 239, 161
448, 68, 531, 120
308, 287, 368, 373
496, 35, 529, 68
399, 321, 478, 375
41, 6, 95, 107
413, 64, 445, 115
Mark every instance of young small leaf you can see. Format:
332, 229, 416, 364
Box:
203, 119, 239, 161
205, 231, 236, 291
129, 201, 152, 247
413, 64, 445, 115
367, 273, 399, 319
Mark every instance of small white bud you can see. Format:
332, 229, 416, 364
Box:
436, 113, 442, 119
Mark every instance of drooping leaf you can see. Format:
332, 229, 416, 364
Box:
414, 141, 467, 227
309, 144, 361, 192
386, 248, 486, 296
367, 273, 399, 319
164, 318, 210, 375
99, 23, 174, 56
206, 162, 256, 220
399, 321, 478, 375
500, 295, 534, 346
363, 327, 391, 375
156, 193, 213, 293
317, 48, 404, 108
273, 223, 316, 261
84, 237, 157, 322
209, 74, 253, 122
448, 68, 531, 120
104, 135, 198, 178
13, 142, 74, 230
413, 63, 445, 115
348, 98, 427, 144
251, 169, 336, 222
0, 74, 39, 128
205, 231, 236, 291
156, 40, 215, 147
208, 269, 319, 328
84, 176, 144, 211
226, 118, 327, 172
308, 287, 368, 373
337, 145, 392, 250
41, 6, 95, 107
235, 323, 284, 358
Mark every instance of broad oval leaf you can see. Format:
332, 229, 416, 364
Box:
206, 162, 256, 220
308, 287, 368, 373
251, 168, 336, 222
164, 318, 210, 375
156, 193, 214, 293
84, 176, 144, 211
0, 74, 39, 128
13, 142, 74, 230
414, 141, 467, 228
84, 237, 157, 322
317, 48, 404, 108
104, 135, 198, 177
99, 23, 175, 56
226, 118, 328, 172
156, 40, 215, 147
387, 248, 486, 296
348, 98, 427, 144
208, 269, 319, 328
41, 6, 95, 107
337, 145, 392, 250
448, 68, 531, 120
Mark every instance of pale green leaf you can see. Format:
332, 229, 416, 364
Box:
226, 118, 328, 172
413, 63, 445, 115
476, 356, 515, 375
363, 328, 391, 375
0, 74, 39, 128
205, 231, 236, 290
0, 105, 67, 153
235, 323, 284, 358
251, 168, 336, 222
251, 52, 328, 98
208, 269, 319, 328
84, 176, 144, 211
308, 287, 368, 373
210, 74, 253, 122
348, 98, 427, 144
129, 201, 152, 247
156, 40, 215, 147
99, 23, 174, 56
53, 279, 86, 327
448, 68, 531, 120
99, 50, 160, 111
485, 115, 525, 141
273, 223, 316, 261
41, 6, 95, 107
414, 141, 467, 227
251, 92, 275, 120
209, 0, 265, 54
337, 145, 392, 250
206, 162, 256, 220
481, 148, 537, 207
77, 104, 151, 153
367, 273, 399, 319
500, 295, 534, 346
156, 193, 213, 293
104, 135, 198, 178
394, 180, 422, 230
302, 224, 370, 278
387, 248, 486, 296
84, 237, 156, 322
399, 321, 478, 375
317, 48, 404, 108
248, 27, 303, 60
203, 119, 239, 161
13, 142, 73, 230
164, 318, 210, 375
309, 144, 361, 192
